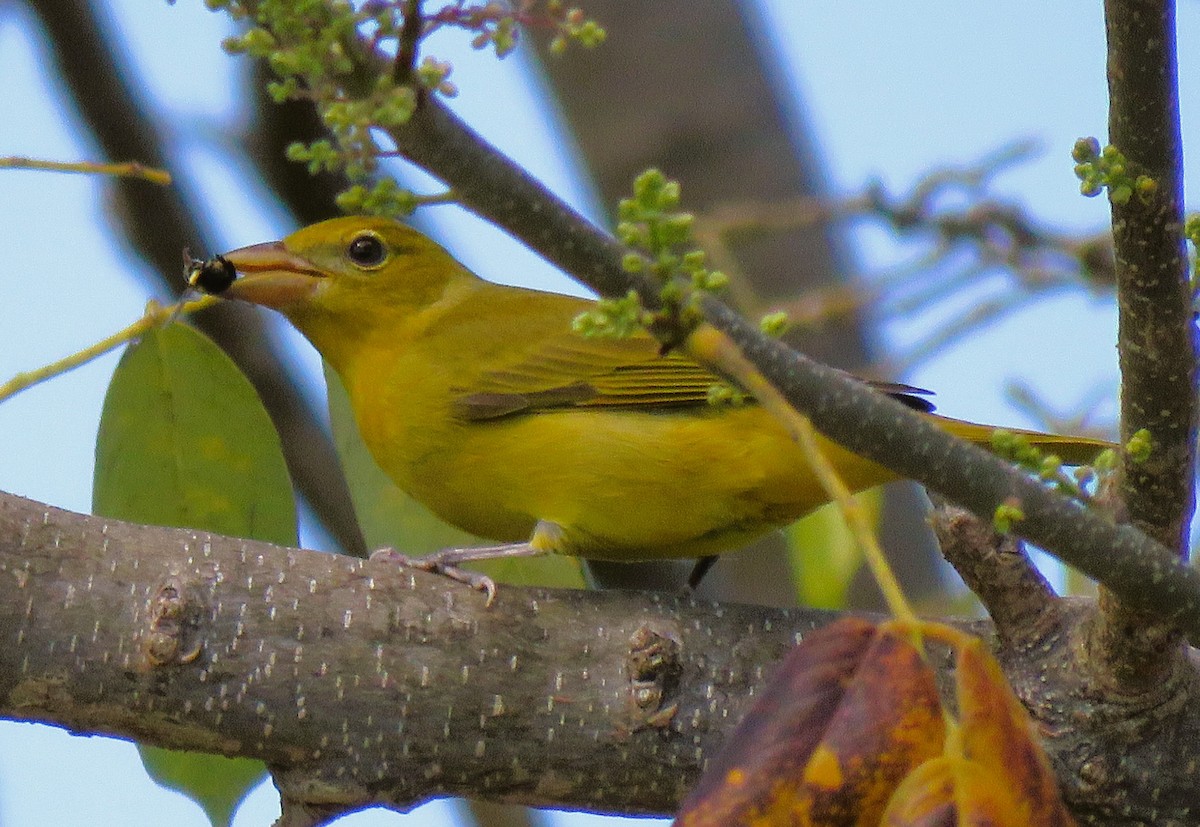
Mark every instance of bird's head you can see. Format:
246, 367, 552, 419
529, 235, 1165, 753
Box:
198, 216, 476, 364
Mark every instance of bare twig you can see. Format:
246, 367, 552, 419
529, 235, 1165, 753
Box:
0, 297, 217, 405
393, 0, 423, 84
694, 146, 1117, 373
0, 155, 171, 185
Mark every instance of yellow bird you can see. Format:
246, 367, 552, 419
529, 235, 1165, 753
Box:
198, 216, 1112, 596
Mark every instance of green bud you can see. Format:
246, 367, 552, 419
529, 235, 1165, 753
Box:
1135, 175, 1158, 203
240, 27, 277, 54
759, 311, 790, 337
622, 253, 645, 273
703, 270, 728, 291
335, 185, 367, 212
993, 500, 1025, 534
634, 169, 666, 203
575, 21, 606, 47
990, 429, 1017, 456
659, 281, 682, 305
665, 212, 694, 233
493, 22, 518, 58
1092, 448, 1117, 473
616, 222, 642, 245
1038, 455, 1062, 480
654, 252, 679, 276
1125, 429, 1152, 463
1071, 137, 1100, 163
1185, 213, 1200, 243
658, 181, 681, 209
707, 383, 748, 407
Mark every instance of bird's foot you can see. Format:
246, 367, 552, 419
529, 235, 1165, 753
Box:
370, 547, 499, 605
370, 541, 542, 607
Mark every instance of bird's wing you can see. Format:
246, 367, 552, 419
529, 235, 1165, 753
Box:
454, 330, 935, 421
455, 333, 717, 420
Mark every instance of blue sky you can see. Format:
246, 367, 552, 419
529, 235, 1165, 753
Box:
1, 1, 1196, 824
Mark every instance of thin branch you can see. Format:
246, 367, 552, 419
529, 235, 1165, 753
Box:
693, 149, 1117, 374
393, 0, 423, 85
685, 324, 918, 624
1006, 381, 1114, 438
0, 297, 217, 405
886, 289, 1044, 376
0, 156, 171, 185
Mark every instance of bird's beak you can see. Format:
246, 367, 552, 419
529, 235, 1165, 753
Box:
219, 241, 325, 309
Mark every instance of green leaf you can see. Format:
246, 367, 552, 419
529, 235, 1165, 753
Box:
326, 364, 587, 589
137, 748, 266, 827
94, 321, 296, 546
94, 321, 293, 825
782, 490, 883, 609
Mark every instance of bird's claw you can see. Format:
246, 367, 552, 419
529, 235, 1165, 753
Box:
370, 547, 498, 606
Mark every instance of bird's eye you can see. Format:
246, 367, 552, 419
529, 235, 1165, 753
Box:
347, 232, 387, 268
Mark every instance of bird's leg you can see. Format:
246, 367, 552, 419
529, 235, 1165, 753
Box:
370, 541, 546, 606
684, 555, 720, 592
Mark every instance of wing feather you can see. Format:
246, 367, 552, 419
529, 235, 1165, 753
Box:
454, 330, 934, 420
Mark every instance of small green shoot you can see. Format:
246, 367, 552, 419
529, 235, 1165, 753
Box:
1125, 428, 1153, 463
1072, 138, 1156, 206
993, 499, 1026, 534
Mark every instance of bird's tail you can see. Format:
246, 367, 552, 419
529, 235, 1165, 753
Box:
935, 416, 1116, 466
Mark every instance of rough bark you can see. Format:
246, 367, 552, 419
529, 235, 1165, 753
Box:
1091, 0, 1197, 689
4, 490, 1200, 824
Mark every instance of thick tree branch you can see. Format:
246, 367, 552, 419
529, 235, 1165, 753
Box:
929, 502, 1200, 824
5, 490, 1200, 824
1093, 0, 1197, 686
1106, 0, 1194, 553
0, 490, 828, 818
